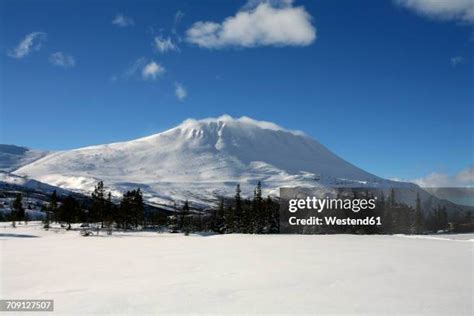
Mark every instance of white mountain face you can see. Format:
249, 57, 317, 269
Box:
15, 115, 405, 207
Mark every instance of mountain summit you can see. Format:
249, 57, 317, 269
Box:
15, 115, 389, 206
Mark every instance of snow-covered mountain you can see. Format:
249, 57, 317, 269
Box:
14, 115, 405, 207
0, 144, 49, 172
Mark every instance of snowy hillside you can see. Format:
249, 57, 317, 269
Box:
0, 171, 69, 195
0, 144, 49, 172
0, 172, 87, 220
15, 115, 410, 207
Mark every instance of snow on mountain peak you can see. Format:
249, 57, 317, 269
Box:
175, 115, 305, 136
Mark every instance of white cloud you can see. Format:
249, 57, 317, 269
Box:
395, 0, 474, 23
450, 56, 464, 66
411, 165, 474, 187
175, 82, 187, 101
8, 32, 47, 59
114, 58, 165, 81
112, 14, 134, 27
186, 0, 316, 48
154, 36, 179, 53
49, 52, 75, 68
456, 166, 474, 183
142, 61, 166, 80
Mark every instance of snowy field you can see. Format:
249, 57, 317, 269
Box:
1, 223, 472, 315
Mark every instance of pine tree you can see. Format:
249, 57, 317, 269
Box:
267, 196, 280, 233
234, 184, 242, 233
104, 192, 114, 234
225, 203, 234, 233
132, 189, 144, 228
91, 181, 106, 228
119, 191, 132, 229
414, 192, 423, 233
211, 198, 225, 233
48, 190, 59, 224
60, 195, 79, 230
381, 191, 393, 233
253, 181, 264, 233
42, 204, 50, 229
180, 200, 190, 233
11, 193, 25, 227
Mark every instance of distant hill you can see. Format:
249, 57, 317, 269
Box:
0, 144, 49, 172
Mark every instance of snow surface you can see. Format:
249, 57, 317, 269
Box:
14, 115, 401, 207
1, 222, 472, 315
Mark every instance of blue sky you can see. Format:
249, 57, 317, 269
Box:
0, 0, 472, 185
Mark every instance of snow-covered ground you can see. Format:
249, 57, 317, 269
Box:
1, 222, 472, 315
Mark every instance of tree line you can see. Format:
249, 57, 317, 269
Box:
285, 189, 473, 234
4, 183, 473, 234
168, 182, 280, 234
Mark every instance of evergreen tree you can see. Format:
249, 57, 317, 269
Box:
267, 196, 280, 233
179, 200, 190, 232
104, 192, 115, 233
225, 203, 234, 233
118, 189, 145, 229
132, 189, 144, 228
241, 199, 252, 234
211, 198, 225, 233
119, 191, 133, 229
42, 204, 50, 229
91, 181, 106, 228
253, 181, 264, 233
11, 193, 25, 226
47, 190, 59, 224
380, 192, 393, 233
59, 195, 79, 230
234, 184, 242, 232
414, 192, 424, 233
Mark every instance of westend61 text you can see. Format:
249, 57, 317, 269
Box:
289, 216, 382, 226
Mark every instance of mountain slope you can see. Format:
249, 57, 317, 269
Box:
15, 116, 396, 206
0, 144, 49, 172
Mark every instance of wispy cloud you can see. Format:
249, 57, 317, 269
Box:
173, 10, 185, 31
450, 56, 464, 66
112, 13, 134, 27
411, 165, 474, 187
8, 32, 47, 59
154, 36, 179, 53
113, 58, 165, 81
142, 61, 166, 80
123, 57, 147, 79
175, 82, 187, 101
49, 52, 75, 68
186, 0, 316, 49
395, 0, 474, 23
